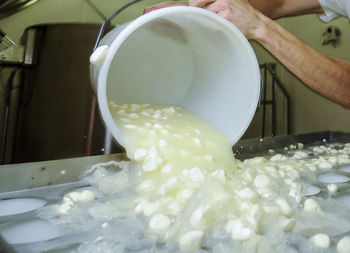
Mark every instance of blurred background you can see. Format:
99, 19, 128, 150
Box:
0, 0, 349, 164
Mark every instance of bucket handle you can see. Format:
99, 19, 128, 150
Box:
93, 0, 145, 52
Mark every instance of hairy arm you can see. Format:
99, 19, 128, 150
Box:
255, 14, 350, 108
249, 0, 324, 19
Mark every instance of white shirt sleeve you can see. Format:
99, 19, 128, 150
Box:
318, 0, 350, 22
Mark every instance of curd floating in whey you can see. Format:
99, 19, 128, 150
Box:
38, 102, 350, 253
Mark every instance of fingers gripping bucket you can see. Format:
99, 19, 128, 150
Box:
90, 6, 261, 147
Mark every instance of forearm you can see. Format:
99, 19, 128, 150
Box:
254, 14, 350, 108
249, 0, 324, 19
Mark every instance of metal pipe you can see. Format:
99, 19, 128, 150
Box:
265, 64, 290, 134
271, 64, 276, 136
3, 68, 22, 164
262, 64, 267, 137
0, 67, 7, 164
259, 63, 290, 136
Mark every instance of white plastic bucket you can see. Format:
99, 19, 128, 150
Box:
90, 6, 261, 147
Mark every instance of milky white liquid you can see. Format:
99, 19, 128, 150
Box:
110, 102, 237, 174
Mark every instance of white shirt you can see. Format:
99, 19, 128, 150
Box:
318, 0, 350, 21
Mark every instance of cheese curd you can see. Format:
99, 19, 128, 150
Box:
310, 233, 330, 248
337, 236, 350, 253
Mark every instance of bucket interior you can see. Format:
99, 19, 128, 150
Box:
101, 8, 260, 144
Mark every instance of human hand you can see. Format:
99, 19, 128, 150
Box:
188, 0, 264, 39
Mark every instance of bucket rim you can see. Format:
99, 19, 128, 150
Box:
96, 6, 261, 147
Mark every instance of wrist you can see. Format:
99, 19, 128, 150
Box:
249, 11, 271, 43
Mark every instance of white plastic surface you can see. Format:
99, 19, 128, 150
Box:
90, 7, 261, 147
0, 219, 64, 244
0, 198, 46, 216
